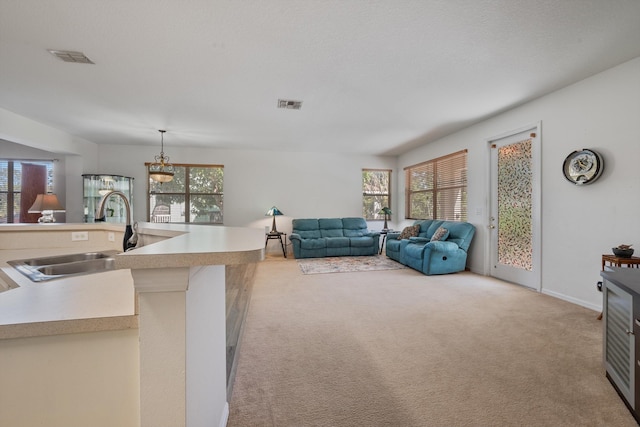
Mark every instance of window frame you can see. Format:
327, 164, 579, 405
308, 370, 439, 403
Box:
404, 150, 467, 221
0, 159, 55, 224
146, 163, 224, 224
362, 168, 392, 221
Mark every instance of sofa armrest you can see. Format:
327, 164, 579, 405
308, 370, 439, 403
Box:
425, 240, 461, 252
409, 236, 429, 243
365, 231, 380, 237
387, 232, 401, 240
289, 233, 301, 241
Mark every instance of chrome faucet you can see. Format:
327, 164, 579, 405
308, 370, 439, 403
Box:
96, 190, 138, 252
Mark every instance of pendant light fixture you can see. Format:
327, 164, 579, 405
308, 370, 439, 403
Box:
149, 130, 175, 183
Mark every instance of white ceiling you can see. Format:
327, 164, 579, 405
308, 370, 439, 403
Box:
1, 1, 640, 156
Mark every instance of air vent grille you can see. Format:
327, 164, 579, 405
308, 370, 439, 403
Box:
277, 99, 303, 110
48, 50, 95, 64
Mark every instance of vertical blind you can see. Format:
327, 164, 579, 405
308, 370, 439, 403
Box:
404, 150, 467, 221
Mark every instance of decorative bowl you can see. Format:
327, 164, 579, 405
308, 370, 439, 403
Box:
612, 247, 634, 258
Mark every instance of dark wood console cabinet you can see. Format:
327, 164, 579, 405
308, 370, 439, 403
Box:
601, 268, 640, 424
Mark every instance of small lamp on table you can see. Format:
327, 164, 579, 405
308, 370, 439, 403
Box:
28, 193, 66, 223
265, 206, 283, 234
379, 207, 392, 231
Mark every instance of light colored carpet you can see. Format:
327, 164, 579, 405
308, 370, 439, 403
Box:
297, 255, 407, 275
227, 258, 637, 427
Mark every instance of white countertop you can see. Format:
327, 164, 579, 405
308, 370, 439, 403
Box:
0, 222, 265, 339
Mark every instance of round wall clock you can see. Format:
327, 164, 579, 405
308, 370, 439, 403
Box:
562, 149, 604, 185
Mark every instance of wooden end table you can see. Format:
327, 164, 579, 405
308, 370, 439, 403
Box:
602, 254, 640, 270
379, 229, 394, 255
265, 232, 287, 258
598, 254, 640, 319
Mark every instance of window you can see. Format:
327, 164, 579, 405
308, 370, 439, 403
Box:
405, 150, 467, 221
147, 164, 224, 224
362, 169, 391, 220
0, 160, 54, 223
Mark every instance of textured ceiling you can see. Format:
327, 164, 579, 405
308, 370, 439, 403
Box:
1, 0, 640, 155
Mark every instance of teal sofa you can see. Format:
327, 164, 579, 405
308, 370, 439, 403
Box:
386, 220, 475, 275
290, 218, 380, 259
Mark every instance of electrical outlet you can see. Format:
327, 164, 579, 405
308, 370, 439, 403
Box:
71, 231, 89, 241
108, 232, 115, 242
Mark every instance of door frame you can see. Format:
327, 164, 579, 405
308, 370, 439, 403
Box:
484, 121, 542, 291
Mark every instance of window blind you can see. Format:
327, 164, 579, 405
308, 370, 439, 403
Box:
405, 150, 467, 221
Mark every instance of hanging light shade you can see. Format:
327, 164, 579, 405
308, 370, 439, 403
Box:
149, 130, 175, 183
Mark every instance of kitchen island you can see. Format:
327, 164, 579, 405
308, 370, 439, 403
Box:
0, 222, 264, 427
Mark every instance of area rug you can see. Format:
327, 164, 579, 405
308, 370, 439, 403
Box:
297, 255, 407, 275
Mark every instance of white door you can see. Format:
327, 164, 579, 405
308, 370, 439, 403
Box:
488, 124, 541, 290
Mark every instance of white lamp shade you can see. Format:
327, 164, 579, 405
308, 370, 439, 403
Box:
28, 194, 65, 213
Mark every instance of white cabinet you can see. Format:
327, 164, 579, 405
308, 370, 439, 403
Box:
82, 174, 134, 223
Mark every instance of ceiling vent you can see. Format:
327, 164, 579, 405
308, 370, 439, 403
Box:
48, 50, 95, 64
277, 99, 303, 110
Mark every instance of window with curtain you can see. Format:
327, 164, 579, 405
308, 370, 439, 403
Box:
0, 160, 54, 223
405, 150, 467, 221
147, 163, 224, 224
362, 169, 391, 220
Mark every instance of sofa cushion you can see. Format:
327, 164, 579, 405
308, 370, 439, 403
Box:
299, 238, 326, 249
319, 218, 345, 237
350, 236, 374, 247
342, 217, 368, 237
424, 220, 444, 239
325, 237, 349, 248
397, 224, 420, 240
321, 229, 345, 238
404, 241, 427, 259
292, 218, 322, 239
430, 226, 449, 242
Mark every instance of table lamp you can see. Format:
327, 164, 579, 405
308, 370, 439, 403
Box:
379, 207, 392, 230
265, 206, 283, 234
28, 193, 65, 223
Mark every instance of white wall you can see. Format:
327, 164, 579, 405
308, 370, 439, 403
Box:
95, 145, 397, 236
397, 56, 640, 310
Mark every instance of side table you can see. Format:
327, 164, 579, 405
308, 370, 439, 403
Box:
265, 232, 287, 258
597, 254, 640, 319
602, 254, 640, 270
379, 229, 394, 255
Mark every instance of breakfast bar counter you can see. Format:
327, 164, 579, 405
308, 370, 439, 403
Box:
0, 222, 264, 340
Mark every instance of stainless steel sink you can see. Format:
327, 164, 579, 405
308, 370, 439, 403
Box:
20, 251, 116, 266
36, 257, 116, 276
8, 250, 119, 282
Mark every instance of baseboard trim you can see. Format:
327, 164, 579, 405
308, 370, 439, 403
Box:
219, 402, 229, 427
541, 289, 601, 312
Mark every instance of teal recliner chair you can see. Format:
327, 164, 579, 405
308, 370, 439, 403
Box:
386, 220, 475, 275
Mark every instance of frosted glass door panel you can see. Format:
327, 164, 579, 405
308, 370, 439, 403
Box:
489, 125, 541, 290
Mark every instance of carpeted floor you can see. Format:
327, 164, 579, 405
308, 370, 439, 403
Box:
227, 257, 637, 427
297, 255, 407, 275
